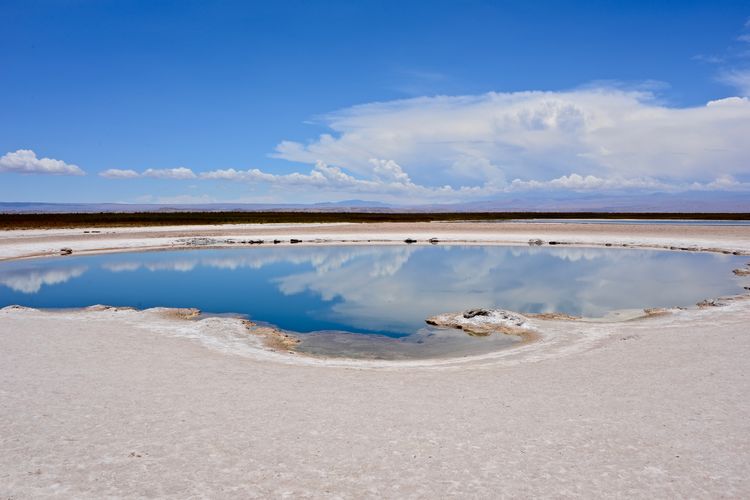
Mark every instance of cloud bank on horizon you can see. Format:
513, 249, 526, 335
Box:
268, 88, 750, 197
5, 86, 750, 203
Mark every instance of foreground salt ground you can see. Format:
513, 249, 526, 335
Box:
1, 222, 750, 497
1, 300, 749, 498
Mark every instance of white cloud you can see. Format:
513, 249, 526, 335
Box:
712, 18, 750, 96
90, 87, 750, 203
370, 158, 411, 183
718, 69, 750, 97
270, 89, 750, 195
0, 149, 85, 176
202, 160, 419, 193
706, 96, 749, 107
135, 194, 216, 204
201, 159, 482, 201
697, 174, 747, 190
100, 167, 197, 180
99, 168, 140, 179
509, 173, 670, 191
197, 162, 746, 203
510, 173, 750, 192
142, 167, 196, 179
692, 54, 725, 64
49, 85, 750, 203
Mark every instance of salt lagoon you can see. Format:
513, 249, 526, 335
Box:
0, 244, 747, 359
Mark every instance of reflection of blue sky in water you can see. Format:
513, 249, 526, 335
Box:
0, 246, 746, 337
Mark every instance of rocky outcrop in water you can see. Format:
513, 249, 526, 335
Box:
463, 308, 491, 318
426, 308, 532, 337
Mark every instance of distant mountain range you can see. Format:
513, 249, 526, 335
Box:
1, 192, 748, 213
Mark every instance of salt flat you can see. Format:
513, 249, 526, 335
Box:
1, 222, 749, 498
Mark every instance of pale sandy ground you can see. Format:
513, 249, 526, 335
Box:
1, 222, 750, 498
2, 221, 750, 261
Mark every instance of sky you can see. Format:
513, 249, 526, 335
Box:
1, 0, 749, 205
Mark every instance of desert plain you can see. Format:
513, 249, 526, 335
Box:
1, 221, 749, 498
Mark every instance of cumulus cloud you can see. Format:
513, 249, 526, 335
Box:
510, 172, 750, 192
205, 161, 360, 189
94, 86, 750, 202
100, 167, 197, 180
0, 149, 85, 176
509, 173, 671, 191
142, 167, 196, 179
201, 160, 399, 189
99, 168, 140, 178
197, 162, 746, 202
134, 194, 216, 204
201, 160, 474, 199
370, 158, 411, 183
697, 174, 746, 190
271, 89, 750, 192
181, 87, 750, 202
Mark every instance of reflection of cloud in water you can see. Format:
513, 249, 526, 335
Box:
541, 248, 611, 262
201, 247, 414, 276
571, 254, 732, 314
145, 260, 197, 272
102, 247, 416, 277
276, 247, 415, 298
510, 246, 618, 262
0, 266, 88, 294
273, 246, 738, 331
90, 246, 744, 334
369, 249, 413, 277
103, 260, 198, 272
102, 262, 142, 272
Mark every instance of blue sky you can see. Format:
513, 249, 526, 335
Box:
1, 0, 749, 204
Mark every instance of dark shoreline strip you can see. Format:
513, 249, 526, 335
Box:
1, 211, 749, 230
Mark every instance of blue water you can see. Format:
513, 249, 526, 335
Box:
0, 245, 747, 339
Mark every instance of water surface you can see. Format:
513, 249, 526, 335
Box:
1, 245, 746, 359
